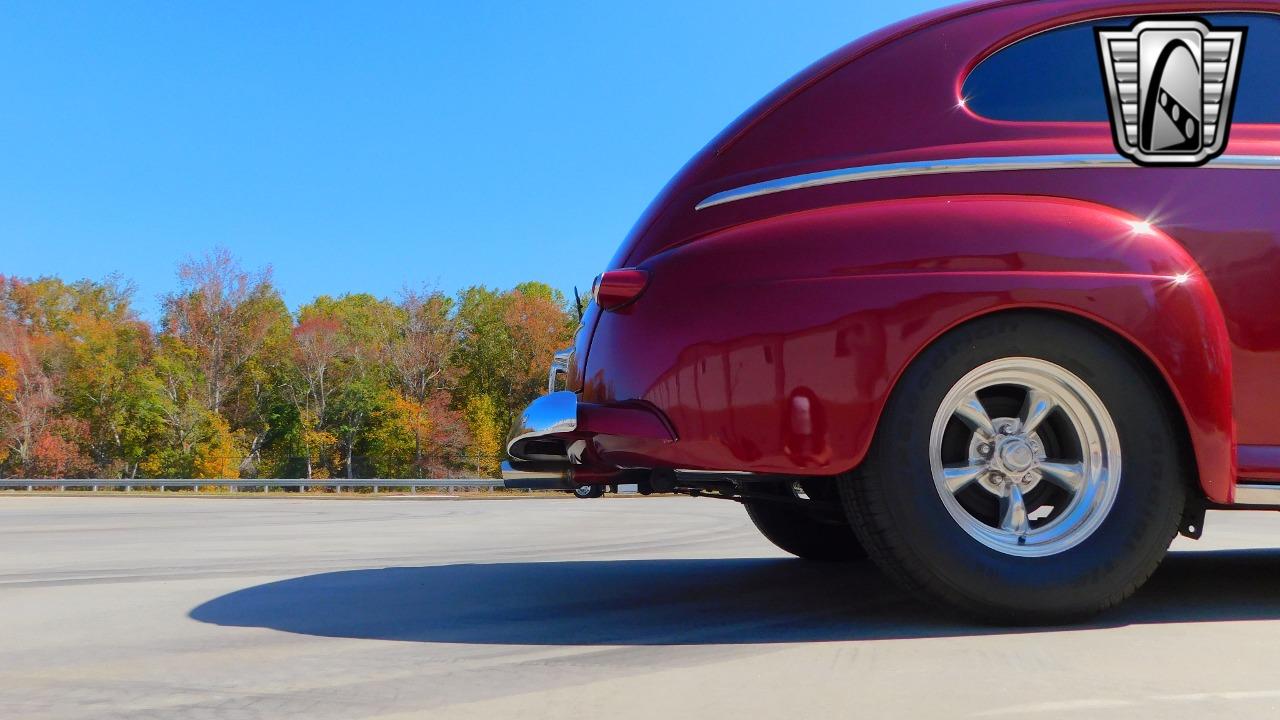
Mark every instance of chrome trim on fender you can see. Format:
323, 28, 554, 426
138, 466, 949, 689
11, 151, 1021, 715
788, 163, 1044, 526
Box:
695, 153, 1280, 210
674, 469, 754, 477
506, 390, 578, 459
1233, 482, 1280, 506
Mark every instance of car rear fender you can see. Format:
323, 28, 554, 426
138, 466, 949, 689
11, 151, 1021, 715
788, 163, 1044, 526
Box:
592, 195, 1233, 501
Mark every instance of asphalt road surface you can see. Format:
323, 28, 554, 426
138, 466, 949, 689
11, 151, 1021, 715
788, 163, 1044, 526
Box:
4, 495, 1280, 719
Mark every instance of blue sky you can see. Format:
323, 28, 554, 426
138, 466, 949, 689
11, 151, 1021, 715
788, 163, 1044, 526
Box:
0, 0, 948, 319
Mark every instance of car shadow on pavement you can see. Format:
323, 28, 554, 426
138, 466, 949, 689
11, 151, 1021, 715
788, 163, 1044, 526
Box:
189, 549, 1280, 644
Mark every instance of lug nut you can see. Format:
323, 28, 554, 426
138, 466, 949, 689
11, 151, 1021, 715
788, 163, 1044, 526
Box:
978, 443, 992, 456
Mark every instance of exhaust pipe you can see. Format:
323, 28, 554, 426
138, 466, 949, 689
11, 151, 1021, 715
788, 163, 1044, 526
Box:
501, 461, 575, 489
501, 461, 653, 491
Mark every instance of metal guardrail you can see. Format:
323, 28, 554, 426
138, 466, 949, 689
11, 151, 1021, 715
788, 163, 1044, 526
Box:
0, 478, 506, 492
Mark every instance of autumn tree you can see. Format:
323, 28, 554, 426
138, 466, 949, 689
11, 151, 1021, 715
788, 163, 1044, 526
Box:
284, 315, 342, 479
504, 281, 577, 413
52, 278, 164, 478
290, 317, 342, 421
312, 294, 405, 478
0, 260, 578, 480
452, 283, 576, 435
162, 249, 281, 416
0, 351, 18, 465
390, 289, 457, 402
142, 336, 242, 479
0, 279, 20, 468
0, 352, 15, 405
367, 391, 470, 478
191, 414, 240, 480
463, 393, 501, 477
380, 288, 466, 473
28, 416, 94, 479
221, 290, 293, 477
158, 250, 292, 478
0, 313, 58, 476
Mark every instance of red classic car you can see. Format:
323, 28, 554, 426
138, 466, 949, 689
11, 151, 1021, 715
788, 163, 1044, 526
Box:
503, 0, 1280, 622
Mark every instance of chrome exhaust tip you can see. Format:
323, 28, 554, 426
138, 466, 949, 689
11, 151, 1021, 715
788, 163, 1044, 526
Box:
501, 460, 575, 489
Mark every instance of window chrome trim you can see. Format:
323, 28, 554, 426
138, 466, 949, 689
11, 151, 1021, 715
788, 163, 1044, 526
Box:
959, 10, 1280, 125
694, 153, 1280, 210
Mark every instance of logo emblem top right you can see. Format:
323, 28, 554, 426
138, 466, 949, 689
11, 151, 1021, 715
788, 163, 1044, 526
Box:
1096, 18, 1246, 167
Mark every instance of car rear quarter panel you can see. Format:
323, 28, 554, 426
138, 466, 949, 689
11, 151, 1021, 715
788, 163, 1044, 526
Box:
582, 195, 1235, 502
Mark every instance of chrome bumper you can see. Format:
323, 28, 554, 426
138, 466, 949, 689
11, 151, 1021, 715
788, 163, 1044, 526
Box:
502, 390, 580, 489
506, 390, 578, 460
502, 358, 675, 489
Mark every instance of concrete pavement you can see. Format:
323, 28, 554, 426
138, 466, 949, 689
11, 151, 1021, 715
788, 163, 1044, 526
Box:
3, 495, 1280, 719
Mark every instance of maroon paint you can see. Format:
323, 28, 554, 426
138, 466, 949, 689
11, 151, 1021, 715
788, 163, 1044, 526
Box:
577, 401, 675, 443
570, 1, 1280, 504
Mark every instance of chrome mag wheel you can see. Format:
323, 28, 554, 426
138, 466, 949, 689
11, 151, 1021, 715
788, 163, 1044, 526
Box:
929, 357, 1121, 557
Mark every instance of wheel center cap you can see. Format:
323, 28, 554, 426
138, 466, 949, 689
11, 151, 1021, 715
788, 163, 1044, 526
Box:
999, 439, 1036, 472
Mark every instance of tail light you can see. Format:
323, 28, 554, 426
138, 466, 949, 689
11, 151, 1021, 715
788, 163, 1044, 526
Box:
591, 268, 649, 310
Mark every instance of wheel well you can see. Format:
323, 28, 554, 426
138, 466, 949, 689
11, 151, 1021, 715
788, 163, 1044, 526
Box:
915, 308, 1202, 501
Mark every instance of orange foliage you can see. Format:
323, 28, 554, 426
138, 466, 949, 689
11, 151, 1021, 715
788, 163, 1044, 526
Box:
0, 351, 16, 404
504, 289, 574, 385
0, 261, 579, 479
192, 414, 241, 479
29, 417, 93, 479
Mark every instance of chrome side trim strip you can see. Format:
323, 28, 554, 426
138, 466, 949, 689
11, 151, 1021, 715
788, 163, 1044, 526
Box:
673, 469, 754, 477
1233, 482, 1280, 506
695, 153, 1280, 210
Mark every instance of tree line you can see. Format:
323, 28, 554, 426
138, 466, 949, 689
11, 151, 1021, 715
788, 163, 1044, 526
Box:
0, 249, 577, 479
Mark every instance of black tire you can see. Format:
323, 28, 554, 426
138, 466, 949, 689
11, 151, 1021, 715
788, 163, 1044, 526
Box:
745, 481, 866, 561
574, 484, 605, 499
841, 312, 1187, 623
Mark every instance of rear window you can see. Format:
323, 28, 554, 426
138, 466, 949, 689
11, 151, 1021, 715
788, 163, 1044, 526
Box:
962, 12, 1280, 122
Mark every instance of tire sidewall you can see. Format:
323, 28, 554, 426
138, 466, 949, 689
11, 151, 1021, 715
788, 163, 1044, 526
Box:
870, 314, 1184, 616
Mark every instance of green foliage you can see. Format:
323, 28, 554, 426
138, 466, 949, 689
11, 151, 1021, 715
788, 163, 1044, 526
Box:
0, 257, 577, 479
452, 284, 576, 432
